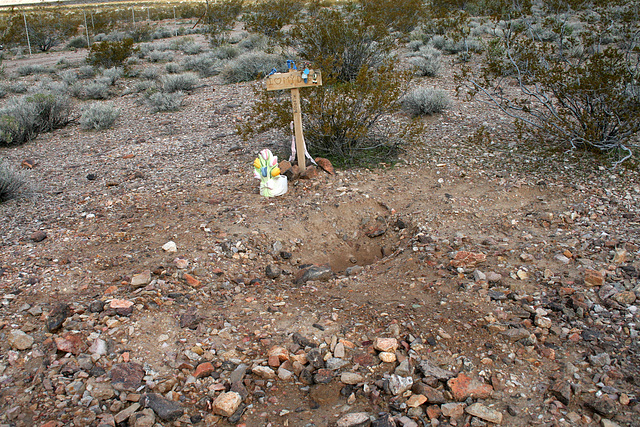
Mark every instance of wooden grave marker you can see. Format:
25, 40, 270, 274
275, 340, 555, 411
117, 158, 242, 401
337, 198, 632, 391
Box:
266, 67, 322, 172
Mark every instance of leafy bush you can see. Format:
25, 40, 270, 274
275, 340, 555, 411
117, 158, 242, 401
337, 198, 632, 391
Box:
244, 0, 304, 38
67, 36, 88, 49
407, 46, 442, 77
2, 10, 79, 52
402, 87, 451, 116
146, 91, 184, 112
0, 92, 72, 146
290, 8, 391, 83
220, 52, 283, 83
0, 161, 28, 203
464, 1, 640, 165
358, 0, 426, 35
88, 39, 138, 69
80, 102, 120, 130
160, 72, 199, 93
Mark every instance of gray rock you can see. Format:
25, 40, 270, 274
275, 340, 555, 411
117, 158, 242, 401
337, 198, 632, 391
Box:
230, 363, 248, 384
295, 266, 333, 284
130, 408, 155, 427
394, 359, 413, 377
8, 330, 34, 350
46, 303, 70, 332
326, 357, 349, 370
388, 374, 413, 396
341, 372, 364, 385
500, 328, 531, 342
417, 359, 455, 380
131, 270, 151, 288
141, 393, 184, 421
265, 264, 281, 279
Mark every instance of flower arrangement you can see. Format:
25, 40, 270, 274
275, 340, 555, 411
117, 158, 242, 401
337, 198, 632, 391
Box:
253, 149, 287, 197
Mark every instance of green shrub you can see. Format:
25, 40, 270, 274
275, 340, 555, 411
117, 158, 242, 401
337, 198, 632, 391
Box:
244, 0, 304, 38
59, 70, 78, 85
160, 72, 199, 93
72, 81, 111, 100
146, 91, 184, 112
140, 67, 162, 80
67, 36, 88, 49
80, 102, 120, 130
88, 39, 138, 69
165, 63, 182, 74
77, 65, 97, 79
180, 41, 203, 55
100, 67, 123, 86
402, 87, 451, 116
148, 50, 175, 63
220, 51, 283, 83
358, 0, 426, 35
0, 160, 28, 203
0, 92, 72, 146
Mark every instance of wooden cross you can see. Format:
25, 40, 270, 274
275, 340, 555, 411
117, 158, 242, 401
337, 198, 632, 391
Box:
266, 67, 322, 172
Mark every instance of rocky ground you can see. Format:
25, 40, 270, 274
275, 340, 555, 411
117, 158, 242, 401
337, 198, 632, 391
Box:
1, 33, 640, 427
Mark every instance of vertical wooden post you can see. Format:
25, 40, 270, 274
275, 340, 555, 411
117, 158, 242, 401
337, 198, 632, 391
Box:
23, 13, 32, 56
83, 11, 90, 48
290, 88, 306, 172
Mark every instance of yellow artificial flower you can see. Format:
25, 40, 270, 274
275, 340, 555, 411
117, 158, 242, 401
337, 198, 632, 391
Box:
271, 167, 281, 177
253, 158, 261, 169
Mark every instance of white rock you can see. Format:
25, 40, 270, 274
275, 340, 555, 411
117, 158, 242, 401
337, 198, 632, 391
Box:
465, 402, 503, 424
252, 366, 276, 379
379, 351, 396, 363
162, 241, 177, 252
373, 337, 398, 352
388, 374, 413, 395
336, 412, 370, 427
340, 372, 364, 385
212, 391, 242, 417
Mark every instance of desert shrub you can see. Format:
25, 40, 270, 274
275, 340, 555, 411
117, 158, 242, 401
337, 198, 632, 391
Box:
212, 45, 239, 60
221, 52, 283, 83
59, 70, 78, 85
0, 85, 6, 99
123, 80, 154, 95
80, 102, 120, 130
244, 0, 304, 38
67, 36, 88, 50
72, 81, 110, 100
100, 67, 123, 86
148, 50, 175, 63
152, 27, 175, 40
402, 87, 451, 116
7, 82, 27, 94
17, 64, 54, 76
165, 63, 182, 74
180, 41, 203, 55
408, 39, 424, 51
0, 92, 72, 146
160, 72, 199, 93
2, 10, 79, 52
240, 63, 421, 166
77, 65, 97, 79
408, 46, 442, 77
124, 24, 153, 43
182, 52, 222, 77
146, 91, 184, 112
204, 0, 243, 45
464, 1, 640, 165
0, 160, 28, 203
140, 67, 162, 80
88, 39, 137, 69
358, 0, 426, 35
290, 8, 392, 83
237, 34, 268, 51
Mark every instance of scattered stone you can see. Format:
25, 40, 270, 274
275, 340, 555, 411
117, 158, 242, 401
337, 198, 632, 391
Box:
8, 329, 34, 350
110, 362, 145, 391
30, 231, 48, 242
315, 157, 335, 174
46, 303, 70, 332
162, 241, 177, 252
413, 383, 446, 404
314, 368, 334, 384
388, 375, 413, 395
326, 357, 349, 370
371, 413, 395, 427
54, 332, 86, 355
447, 373, 493, 401
174, 258, 189, 269
336, 412, 371, 427
265, 264, 282, 279
441, 402, 466, 419
131, 271, 151, 288
374, 337, 398, 353
500, 328, 531, 342
334, 342, 346, 358
585, 395, 618, 416
450, 251, 486, 268
114, 403, 140, 424
406, 394, 427, 408
379, 352, 396, 363
584, 269, 605, 287
195, 362, 215, 378
341, 372, 364, 385
550, 378, 572, 405
129, 408, 155, 427
417, 359, 455, 380
465, 403, 503, 424
184, 273, 202, 287
141, 393, 184, 421
179, 313, 201, 329
396, 416, 418, 427
292, 332, 317, 348
614, 291, 636, 305
252, 366, 276, 379
295, 266, 333, 284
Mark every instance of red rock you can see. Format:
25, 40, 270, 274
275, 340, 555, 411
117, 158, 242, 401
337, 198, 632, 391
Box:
300, 165, 319, 180
110, 299, 134, 309
447, 373, 493, 401
268, 354, 281, 368
450, 251, 486, 268
195, 362, 215, 379
54, 333, 86, 355
426, 405, 442, 420
352, 352, 377, 367
184, 273, 202, 287
109, 362, 145, 391
278, 160, 292, 174
315, 157, 334, 174
30, 231, 48, 242
584, 269, 604, 287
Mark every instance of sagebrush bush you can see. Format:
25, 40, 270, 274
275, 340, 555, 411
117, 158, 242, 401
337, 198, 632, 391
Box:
80, 102, 120, 130
140, 67, 162, 80
165, 63, 182, 74
0, 161, 28, 203
146, 91, 184, 112
148, 50, 175, 63
77, 65, 97, 79
243, 0, 303, 38
67, 36, 88, 49
59, 70, 78, 85
160, 73, 199, 93
73, 81, 111, 100
123, 80, 154, 95
182, 52, 221, 77
100, 67, 123, 86
237, 34, 268, 51
0, 92, 72, 146
402, 87, 451, 116
221, 52, 283, 83
408, 46, 442, 77
7, 82, 27, 94
152, 27, 175, 40
17, 64, 54, 76
0, 85, 6, 99
180, 41, 203, 55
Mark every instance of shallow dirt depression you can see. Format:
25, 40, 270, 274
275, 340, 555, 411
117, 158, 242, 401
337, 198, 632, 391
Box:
254, 197, 409, 274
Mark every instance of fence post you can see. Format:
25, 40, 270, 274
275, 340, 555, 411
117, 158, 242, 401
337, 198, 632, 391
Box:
23, 13, 32, 56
